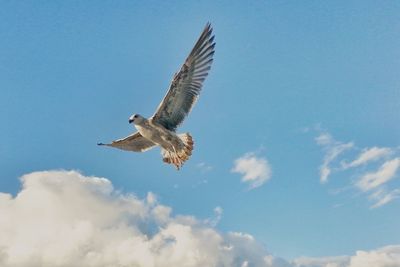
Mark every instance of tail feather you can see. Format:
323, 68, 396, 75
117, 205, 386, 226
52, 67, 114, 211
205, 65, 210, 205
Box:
162, 133, 194, 170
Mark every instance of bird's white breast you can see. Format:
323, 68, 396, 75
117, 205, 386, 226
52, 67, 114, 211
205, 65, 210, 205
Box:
135, 124, 156, 140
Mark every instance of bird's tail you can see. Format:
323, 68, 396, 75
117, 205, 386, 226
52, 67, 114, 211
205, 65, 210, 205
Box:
162, 133, 194, 170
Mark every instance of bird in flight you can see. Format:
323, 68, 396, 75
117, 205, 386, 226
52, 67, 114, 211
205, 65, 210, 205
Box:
98, 23, 215, 170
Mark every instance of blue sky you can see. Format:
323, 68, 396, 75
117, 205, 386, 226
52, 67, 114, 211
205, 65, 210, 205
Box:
1, 0, 399, 263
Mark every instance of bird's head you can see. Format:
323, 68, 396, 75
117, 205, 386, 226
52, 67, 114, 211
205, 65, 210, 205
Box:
128, 114, 145, 125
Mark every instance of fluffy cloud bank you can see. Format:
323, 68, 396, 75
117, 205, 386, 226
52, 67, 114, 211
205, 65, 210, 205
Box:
0, 170, 284, 267
0, 170, 399, 267
293, 245, 400, 267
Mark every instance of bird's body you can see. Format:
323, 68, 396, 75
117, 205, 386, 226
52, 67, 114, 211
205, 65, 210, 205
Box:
135, 117, 182, 153
98, 23, 214, 169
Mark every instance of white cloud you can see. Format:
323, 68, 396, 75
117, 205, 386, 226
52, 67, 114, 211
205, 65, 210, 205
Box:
204, 206, 223, 227
1, 170, 400, 267
314, 130, 400, 208
343, 147, 393, 169
356, 158, 400, 192
232, 153, 272, 189
292, 245, 400, 267
315, 133, 334, 146
196, 162, 213, 172
315, 133, 354, 183
369, 188, 400, 209
0, 170, 286, 267
348, 245, 400, 267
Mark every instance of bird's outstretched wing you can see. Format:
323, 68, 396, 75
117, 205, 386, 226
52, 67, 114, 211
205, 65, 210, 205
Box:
151, 23, 215, 131
98, 132, 156, 152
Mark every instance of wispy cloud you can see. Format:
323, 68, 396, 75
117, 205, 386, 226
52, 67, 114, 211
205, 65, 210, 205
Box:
315, 130, 400, 208
369, 188, 400, 209
231, 153, 272, 189
205, 206, 223, 227
315, 132, 354, 183
356, 158, 400, 192
196, 162, 213, 172
343, 147, 393, 169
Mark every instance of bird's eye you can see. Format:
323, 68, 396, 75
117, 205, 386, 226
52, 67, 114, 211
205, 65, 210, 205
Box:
134, 115, 138, 118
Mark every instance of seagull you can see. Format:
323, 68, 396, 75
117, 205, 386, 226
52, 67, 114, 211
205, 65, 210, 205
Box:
98, 23, 215, 170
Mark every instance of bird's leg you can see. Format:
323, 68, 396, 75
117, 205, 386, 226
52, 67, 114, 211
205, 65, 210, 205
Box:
168, 151, 175, 165
172, 146, 182, 168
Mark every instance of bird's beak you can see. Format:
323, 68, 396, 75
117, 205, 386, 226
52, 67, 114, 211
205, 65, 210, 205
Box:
129, 119, 133, 124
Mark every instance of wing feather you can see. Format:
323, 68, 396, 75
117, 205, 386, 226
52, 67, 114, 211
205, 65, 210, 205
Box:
151, 23, 216, 131
98, 132, 156, 152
